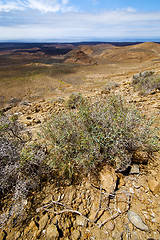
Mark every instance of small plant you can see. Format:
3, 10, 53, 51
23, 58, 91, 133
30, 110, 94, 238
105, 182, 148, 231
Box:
101, 82, 119, 94
132, 70, 160, 95
40, 94, 159, 181
0, 116, 50, 226
66, 92, 84, 109
105, 82, 119, 91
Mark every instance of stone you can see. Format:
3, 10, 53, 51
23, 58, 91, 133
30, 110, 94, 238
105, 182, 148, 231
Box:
63, 228, 70, 238
135, 177, 147, 188
35, 230, 41, 238
99, 165, 117, 193
89, 195, 102, 220
148, 179, 160, 195
29, 220, 37, 230
15, 231, 21, 239
131, 231, 139, 240
129, 187, 135, 194
133, 151, 148, 164
105, 221, 115, 231
155, 173, 160, 182
130, 164, 140, 174
81, 232, 90, 240
97, 210, 110, 224
24, 220, 39, 236
71, 229, 81, 240
112, 231, 121, 239
33, 229, 41, 238
116, 190, 130, 212
39, 214, 49, 230
42, 195, 52, 204
64, 218, 72, 229
116, 173, 125, 187
127, 210, 149, 231
76, 215, 87, 227
46, 224, 59, 239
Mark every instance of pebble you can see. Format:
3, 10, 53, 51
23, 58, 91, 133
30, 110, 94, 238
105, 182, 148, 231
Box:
148, 180, 160, 195
71, 230, 81, 240
46, 224, 59, 239
129, 187, 135, 194
39, 214, 49, 230
130, 164, 140, 174
112, 231, 121, 239
127, 210, 150, 231
105, 221, 115, 231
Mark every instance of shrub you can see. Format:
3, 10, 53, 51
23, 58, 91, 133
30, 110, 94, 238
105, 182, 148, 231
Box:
132, 71, 160, 95
0, 116, 50, 226
66, 92, 84, 109
0, 116, 26, 195
105, 82, 119, 91
40, 94, 159, 181
1, 95, 159, 225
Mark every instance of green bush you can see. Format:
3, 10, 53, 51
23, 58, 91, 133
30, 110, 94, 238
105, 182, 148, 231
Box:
132, 71, 160, 95
40, 95, 159, 181
66, 92, 84, 109
105, 82, 119, 91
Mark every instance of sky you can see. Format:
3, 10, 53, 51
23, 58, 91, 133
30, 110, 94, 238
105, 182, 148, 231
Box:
0, 0, 160, 42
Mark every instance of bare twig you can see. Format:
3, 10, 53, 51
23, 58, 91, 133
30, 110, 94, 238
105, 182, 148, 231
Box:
36, 200, 99, 226
45, 208, 94, 223
36, 187, 132, 232
99, 211, 121, 228
94, 185, 102, 223
36, 200, 68, 213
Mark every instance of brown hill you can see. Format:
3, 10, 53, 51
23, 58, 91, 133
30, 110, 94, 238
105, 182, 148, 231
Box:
78, 43, 115, 56
64, 50, 96, 65
101, 42, 160, 62
132, 41, 160, 50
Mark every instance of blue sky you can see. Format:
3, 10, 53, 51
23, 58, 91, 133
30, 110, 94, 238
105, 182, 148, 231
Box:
0, 0, 160, 42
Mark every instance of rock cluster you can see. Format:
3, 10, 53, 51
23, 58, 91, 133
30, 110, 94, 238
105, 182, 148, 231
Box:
1, 161, 160, 239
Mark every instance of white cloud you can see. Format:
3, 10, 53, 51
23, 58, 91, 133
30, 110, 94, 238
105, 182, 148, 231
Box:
0, 0, 74, 13
0, 1, 24, 12
1, 8, 160, 40
126, 7, 136, 13
24, 0, 61, 13
62, 0, 68, 5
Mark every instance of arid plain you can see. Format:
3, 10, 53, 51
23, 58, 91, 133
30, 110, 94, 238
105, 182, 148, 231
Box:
1, 42, 160, 104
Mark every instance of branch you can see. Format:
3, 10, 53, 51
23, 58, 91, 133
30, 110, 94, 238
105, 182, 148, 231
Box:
99, 211, 120, 228
94, 185, 102, 223
36, 200, 98, 226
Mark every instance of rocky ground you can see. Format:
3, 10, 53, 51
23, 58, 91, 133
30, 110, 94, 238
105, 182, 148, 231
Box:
0, 42, 160, 239
0, 72, 160, 240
